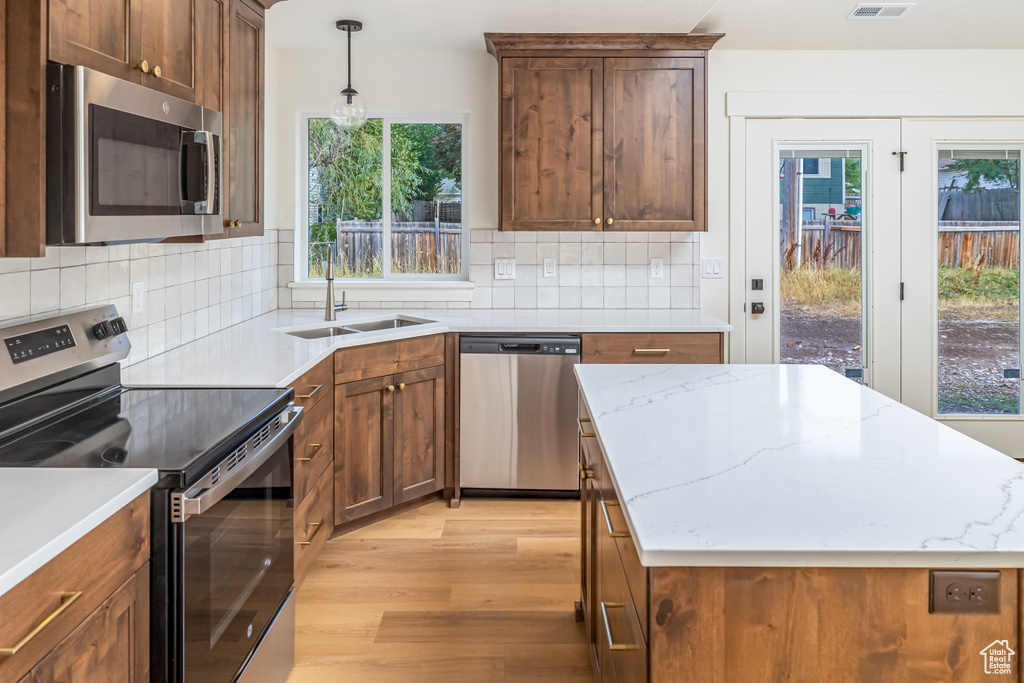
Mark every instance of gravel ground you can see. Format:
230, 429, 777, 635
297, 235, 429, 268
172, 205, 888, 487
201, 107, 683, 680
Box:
780, 309, 1020, 414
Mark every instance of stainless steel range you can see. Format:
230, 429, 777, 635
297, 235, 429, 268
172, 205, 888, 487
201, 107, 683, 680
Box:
0, 306, 300, 683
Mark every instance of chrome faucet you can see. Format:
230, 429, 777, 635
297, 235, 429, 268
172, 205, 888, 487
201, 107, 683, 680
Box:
324, 246, 347, 321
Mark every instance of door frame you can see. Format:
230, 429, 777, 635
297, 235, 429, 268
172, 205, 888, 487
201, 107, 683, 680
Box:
726, 90, 1024, 365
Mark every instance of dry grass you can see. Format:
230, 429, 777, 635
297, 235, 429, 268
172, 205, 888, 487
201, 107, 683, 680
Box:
780, 267, 862, 315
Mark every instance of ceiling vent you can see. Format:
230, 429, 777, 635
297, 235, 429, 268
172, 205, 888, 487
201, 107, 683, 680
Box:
847, 3, 915, 19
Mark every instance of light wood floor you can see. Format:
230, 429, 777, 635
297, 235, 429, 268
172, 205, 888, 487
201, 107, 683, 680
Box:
286, 498, 592, 683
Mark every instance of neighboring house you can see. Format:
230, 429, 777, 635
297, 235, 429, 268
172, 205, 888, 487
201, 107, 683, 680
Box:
779, 158, 849, 221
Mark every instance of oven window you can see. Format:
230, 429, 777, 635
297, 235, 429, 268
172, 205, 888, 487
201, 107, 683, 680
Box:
182, 441, 293, 680
90, 104, 184, 216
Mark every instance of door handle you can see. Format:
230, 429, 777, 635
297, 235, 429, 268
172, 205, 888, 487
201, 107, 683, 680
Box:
751, 302, 765, 315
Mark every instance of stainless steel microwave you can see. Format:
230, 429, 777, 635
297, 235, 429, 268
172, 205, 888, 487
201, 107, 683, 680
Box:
46, 64, 224, 245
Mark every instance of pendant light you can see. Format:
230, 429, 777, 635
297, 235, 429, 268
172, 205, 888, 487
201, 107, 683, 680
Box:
330, 19, 368, 131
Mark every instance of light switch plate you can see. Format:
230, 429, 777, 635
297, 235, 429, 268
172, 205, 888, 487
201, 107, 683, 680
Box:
494, 259, 516, 280
131, 282, 145, 314
543, 258, 557, 278
650, 258, 664, 279
702, 258, 723, 279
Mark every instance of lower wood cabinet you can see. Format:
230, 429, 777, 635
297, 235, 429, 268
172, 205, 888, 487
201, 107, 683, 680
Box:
581, 332, 723, 364
19, 566, 150, 683
335, 363, 445, 525
293, 464, 334, 587
0, 494, 150, 683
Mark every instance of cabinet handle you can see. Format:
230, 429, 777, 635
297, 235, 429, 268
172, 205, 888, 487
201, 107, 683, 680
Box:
298, 521, 323, 546
593, 218, 601, 225
398, 383, 406, 391
137, 60, 150, 74
297, 443, 322, 462
0, 591, 83, 656
152, 64, 162, 78
295, 384, 322, 400
577, 417, 595, 438
633, 348, 670, 354
234, 220, 242, 228
606, 218, 614, 225
386, 385, 395, 392
600, 602, 642, 651
579, 463, 595, 480
600, 499, 630, 539
224, 219, 234, 229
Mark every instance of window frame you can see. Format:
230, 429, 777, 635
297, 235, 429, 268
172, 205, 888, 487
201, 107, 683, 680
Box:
297, 110, 471, 283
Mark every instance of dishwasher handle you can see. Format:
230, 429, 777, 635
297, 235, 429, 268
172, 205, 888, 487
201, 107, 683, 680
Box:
499, 342, 541, 353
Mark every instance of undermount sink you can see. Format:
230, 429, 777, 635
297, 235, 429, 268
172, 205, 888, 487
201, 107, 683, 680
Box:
283, 316, 436, 339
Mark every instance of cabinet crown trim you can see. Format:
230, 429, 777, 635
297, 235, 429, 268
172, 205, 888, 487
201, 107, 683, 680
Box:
484, 32, 725, 59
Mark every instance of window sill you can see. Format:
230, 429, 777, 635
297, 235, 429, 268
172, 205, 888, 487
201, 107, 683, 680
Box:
288, 280, 474, 303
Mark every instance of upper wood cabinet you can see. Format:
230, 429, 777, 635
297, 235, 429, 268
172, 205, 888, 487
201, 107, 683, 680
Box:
224, 0, 264, 236
487, 33, 723, 232
48, 0, 199, 101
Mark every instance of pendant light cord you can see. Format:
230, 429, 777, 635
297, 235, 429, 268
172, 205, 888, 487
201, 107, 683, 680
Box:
345, 27, 353, 103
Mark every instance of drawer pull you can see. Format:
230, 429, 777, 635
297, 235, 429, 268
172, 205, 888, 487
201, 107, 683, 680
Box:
600, 499, 630, 539
297, 443, 322, 462
298, 521, 323, 547
577, 418, 596, 438
386, 385, 396, 392
600, 602, 642, 651
398, 383, 406, 391
0, 591, 83, 656
633, 348, 670, 354
579, 463, 595, 480
296, 384, 322, 400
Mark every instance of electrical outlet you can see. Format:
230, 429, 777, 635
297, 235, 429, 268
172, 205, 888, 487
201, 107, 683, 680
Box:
930, 571, 1001, 614
131, 282, 145, 315
543, 258, 557, 278
650, 258, 664, 279
494, 259, 516, 280
702, 257, 723, 279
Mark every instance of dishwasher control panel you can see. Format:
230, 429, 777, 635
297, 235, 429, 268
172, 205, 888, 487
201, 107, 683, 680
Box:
460, 336, 581, 355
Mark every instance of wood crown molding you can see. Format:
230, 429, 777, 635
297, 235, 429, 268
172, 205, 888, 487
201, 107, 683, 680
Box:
484, 32, 725, 59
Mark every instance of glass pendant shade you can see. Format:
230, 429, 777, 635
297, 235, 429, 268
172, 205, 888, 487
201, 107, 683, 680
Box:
330, 90, 368, 131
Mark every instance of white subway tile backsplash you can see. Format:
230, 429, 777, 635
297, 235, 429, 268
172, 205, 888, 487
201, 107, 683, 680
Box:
558, 243, 582, 265
603, 243, 625, 265
514, 242, 538, 265
626, 243, 648, 265
85, 263, 109, 304
537, 287, 559, 309
0, 272, 31, 320
30, 269, 60, 315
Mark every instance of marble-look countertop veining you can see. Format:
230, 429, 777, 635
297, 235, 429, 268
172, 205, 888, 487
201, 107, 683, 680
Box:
576, 364, 1024, 568
124, 308, 731, 389
0, 468, 158, 597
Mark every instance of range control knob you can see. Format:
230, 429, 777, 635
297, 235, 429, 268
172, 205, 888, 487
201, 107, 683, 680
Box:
92, 321, 112, 339
109, 317, 128, 336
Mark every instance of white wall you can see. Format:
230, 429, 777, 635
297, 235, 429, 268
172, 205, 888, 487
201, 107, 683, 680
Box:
269, 46, 702, 311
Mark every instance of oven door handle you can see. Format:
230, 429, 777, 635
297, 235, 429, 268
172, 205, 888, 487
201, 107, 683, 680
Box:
172, 406, 302, 522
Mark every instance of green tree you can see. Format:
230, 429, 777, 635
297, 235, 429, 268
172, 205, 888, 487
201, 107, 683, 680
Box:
844, 158, 861, 196
396, 123, 462, 201
949, 159, 1019, 192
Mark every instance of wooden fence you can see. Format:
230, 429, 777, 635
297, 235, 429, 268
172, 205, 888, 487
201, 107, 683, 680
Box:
782, 219, 1021, 270
329, 221, 461, 275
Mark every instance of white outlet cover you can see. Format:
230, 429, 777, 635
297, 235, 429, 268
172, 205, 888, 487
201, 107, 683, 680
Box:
543, 258, 557, 278
131, 282, 145, 314
701, 258, 724, 279
650, 258, 664, 279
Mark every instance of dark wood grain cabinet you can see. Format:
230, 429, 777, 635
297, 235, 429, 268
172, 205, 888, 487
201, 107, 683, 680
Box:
48, 0, 199, 101
334, 336, 446, 526
487, 33, 722, 232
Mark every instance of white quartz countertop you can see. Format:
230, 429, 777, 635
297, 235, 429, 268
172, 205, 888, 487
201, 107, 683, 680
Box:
0, 468, 157, 597
576, 364, 1024, 568
124, 308, 730, 389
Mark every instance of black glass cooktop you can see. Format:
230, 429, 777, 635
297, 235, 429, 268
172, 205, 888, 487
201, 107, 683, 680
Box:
0, 386, 291, 484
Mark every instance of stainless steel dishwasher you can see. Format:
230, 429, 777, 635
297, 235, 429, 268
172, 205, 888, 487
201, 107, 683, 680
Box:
460, 336, 581, 495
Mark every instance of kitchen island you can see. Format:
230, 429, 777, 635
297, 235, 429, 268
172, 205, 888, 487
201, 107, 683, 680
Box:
575, 364, 1024, 682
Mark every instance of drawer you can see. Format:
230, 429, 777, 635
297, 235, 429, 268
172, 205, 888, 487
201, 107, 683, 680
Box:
294, 463, 334, 587
293, 392, 334, 503
334, 335, 445, 384
0, 494, 150, 683
601, 496, 649, 645
581, 333, 722, 364
598, 495, 648, 683
290, 357, 333, 413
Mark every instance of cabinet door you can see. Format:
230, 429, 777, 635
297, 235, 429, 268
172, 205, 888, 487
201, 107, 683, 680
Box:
336, 376, 394, 524
500, 57, 603, 231
392, 365, 445, 504
20, 567, 149, 683
604, 57, 706, 232
194, 0, 227, 111
48, 0, 143, 83
222, 0, 264, 236
139, 0, 197, 100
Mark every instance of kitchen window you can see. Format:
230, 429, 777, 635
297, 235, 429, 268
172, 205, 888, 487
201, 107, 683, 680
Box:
301, 114, 467, 281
